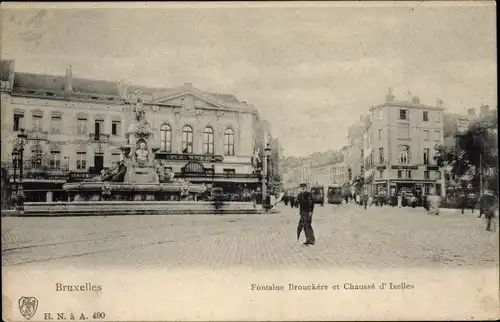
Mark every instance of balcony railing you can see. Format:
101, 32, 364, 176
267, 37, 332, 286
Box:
88, 133, 111, 143
26, 130, 49, 141
2, 160, 70, 179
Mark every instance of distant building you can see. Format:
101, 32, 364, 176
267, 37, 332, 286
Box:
364, 90, 446, 197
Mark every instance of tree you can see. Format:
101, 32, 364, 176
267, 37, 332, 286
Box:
434, 115, 498, 195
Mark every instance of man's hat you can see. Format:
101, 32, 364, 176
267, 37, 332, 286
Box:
299, 183, 307, 188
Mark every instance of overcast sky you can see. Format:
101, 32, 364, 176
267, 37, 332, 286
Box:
1, 3, 496, 157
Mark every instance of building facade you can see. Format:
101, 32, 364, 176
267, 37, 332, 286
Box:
364, 90, 446, 197
1, 60, 263, 202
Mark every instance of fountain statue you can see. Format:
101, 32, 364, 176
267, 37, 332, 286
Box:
63, 96, 206, 202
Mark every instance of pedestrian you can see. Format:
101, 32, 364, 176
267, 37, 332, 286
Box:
468, 193, 477, 214
296, 183, 315, 245
459, 190, 467, 214
479, 190, 496, 232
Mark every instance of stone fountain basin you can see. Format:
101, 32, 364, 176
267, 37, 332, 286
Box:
63, 182, 207, 194
17, 201, 271, 216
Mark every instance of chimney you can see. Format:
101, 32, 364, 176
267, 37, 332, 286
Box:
386, 88, 395, 102
480, 105, 490, 117
64, 65, 73, 92
437, 99, 444, 108
183, 82, 193, 89
411, 96, 420, 104
467, 108, 476, 117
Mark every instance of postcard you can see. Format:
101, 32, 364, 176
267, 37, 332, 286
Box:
1, 1, 498, 321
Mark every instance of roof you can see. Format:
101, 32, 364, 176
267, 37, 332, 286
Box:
0, 60, 14, 82
3, 60, 252, 111
370, 100, 444, 111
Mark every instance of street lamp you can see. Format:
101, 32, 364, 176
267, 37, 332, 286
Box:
263, 140, 271, 207
11, 146, 19, 209
211, 164, 215, 188
16, 129, 28, 212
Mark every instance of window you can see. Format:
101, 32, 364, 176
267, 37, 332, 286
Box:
224, 128, 235, 156
30, 146, 42, 168
398, 170, 403, 178
76, 152, 87, 170
32, 115, 42, 131
423, 148, 430, 165
398, 145, 410, 164
94, 121, 103, 138
423, 130, 430, 141
378, 110, 383, 120
406, 170, 412, 179
398, 124, 410, 139
50, 151, 61, 168
111, 121, 121, 136
424, 171, 430, 180
13, 114, 23, 131
458, 120, 468, 133
434, 130, 441, 142
182, 125, 193, 153
203, 127, 215, 154
435, 171, 442, 180
423, 111, 429, 122
399, 109, 408, 120
378, 129, 382, 140
160, 123, 172, 152
223, 169, 236, 175
379, 147, 384, 164
51, 115, 62, 134
77, 118, 87, 135
110, 153, 121, 165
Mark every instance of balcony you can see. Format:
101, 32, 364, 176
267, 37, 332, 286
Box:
26, 130, 49, 141
88, 133, 110, 143
2, 160, 70, 179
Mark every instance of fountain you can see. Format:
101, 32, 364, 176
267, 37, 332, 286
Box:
17, 96, 263, 215
63, 97, 206, 202
62, 97, 206, 203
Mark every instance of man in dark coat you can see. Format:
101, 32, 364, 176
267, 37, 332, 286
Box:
296, 183, 315, 245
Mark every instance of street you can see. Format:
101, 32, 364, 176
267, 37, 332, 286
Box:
2, 203, 498, 270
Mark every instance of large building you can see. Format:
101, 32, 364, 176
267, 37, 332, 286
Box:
1, 60, 265, 202
363, 90, 446, 197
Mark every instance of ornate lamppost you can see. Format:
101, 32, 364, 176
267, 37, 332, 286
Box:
263, 139, 271, 208
211, 164, 215, 188
11, 146, 19, 209
16, 129, 28, 212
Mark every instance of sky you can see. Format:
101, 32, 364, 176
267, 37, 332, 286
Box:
1, 2, 497, 157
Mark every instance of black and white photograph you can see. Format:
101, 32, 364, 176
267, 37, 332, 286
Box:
1, 2, 498, 321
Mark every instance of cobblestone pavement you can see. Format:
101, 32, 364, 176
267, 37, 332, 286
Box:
2, 203, 498, 269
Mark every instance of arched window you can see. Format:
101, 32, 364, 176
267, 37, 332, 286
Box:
182, 125, 193, 154
398, 145, 410, 164
160, 123, 172, 152
203, 127, 214, 154
224, 128, 235, 156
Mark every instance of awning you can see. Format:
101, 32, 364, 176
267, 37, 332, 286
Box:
10, 179, 66, 184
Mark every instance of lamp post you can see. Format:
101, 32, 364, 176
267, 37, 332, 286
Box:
16, 129, 28, 212
11, 146, 19, 209
263, 133, 271, 207
211, 164, 215, 188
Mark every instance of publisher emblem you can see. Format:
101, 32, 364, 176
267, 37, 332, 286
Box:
19, 297, 38, 320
